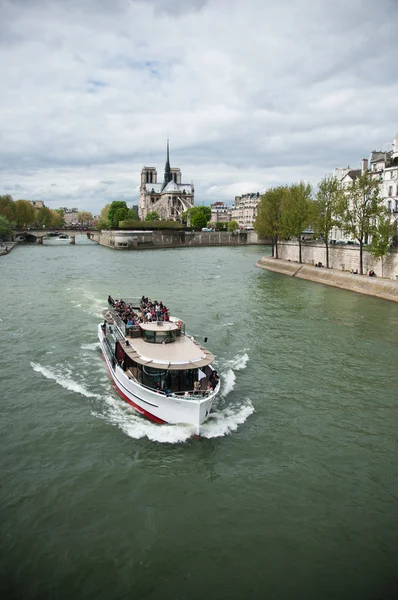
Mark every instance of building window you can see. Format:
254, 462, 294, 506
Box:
388, 200, 392, 211
388, 186, 393, 197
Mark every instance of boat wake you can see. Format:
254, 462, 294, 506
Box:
31, 362, 102, 400
92, 395, 254, 444
31, 347, 253, 444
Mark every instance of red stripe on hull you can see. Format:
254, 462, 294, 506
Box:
102, 353, 166, 425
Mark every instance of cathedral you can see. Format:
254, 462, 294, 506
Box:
139, 141, 195, 221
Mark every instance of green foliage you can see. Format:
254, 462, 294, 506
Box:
182, 205, 211, 225
313, 176, 344, 267
191, 211, 207, 228
127, 208, 139, 220
0, 214, 13, 239
0, 195, 15, 222
14, 200, 36, 228
337, 171, 384, 273
215, 222, 226, 231
145, 211, 160, 221
77, 212, 93, 226
367, 213, 395, 260
108, 201, 128, 227
51, 210, 63, 229
255, 186, 288, 257
97, 218, 110, 231
37, 206, 53, 228
100, 204, 111, 221
227, 220, 239, 232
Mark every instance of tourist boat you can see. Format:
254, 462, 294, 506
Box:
98, 297, 220, 433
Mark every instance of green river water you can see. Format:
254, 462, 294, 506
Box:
0, 238, 397, 600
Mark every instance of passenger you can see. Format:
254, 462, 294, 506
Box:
209, 370, 219, 390
193, 380, 201, 395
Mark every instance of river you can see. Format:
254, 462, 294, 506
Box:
1, 238, 397, 599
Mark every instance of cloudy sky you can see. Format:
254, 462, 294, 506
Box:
1, 0, 397, 214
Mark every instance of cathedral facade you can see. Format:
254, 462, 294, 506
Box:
139, 141, 195, 221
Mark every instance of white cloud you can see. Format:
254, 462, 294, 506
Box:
0, 0, 397, 212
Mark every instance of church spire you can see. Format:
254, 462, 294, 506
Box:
163, 138, 172, 189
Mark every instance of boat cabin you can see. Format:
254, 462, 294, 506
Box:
101, 306, 217, 397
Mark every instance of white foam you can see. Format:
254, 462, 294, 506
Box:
221, 369, 236, 397
81, 342, 100, 351
200, 399, 255, 438
95, 392, 254, 444
221, 350, 250, 371
222, 322, 234, 326
31, 362, 101, 400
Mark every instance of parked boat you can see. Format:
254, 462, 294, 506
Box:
98, 296, 220, 433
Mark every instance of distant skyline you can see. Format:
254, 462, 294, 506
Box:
1, 0, 397, 213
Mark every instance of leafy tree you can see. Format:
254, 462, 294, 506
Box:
182, 205, 211, 225
0, 194, 15, 222
97, 218, 110, 231
108, 201, 128, 227
227, 220, 239, 232
37, 206, 53, 228
191, 211, 207, 228
101, 204, 111, 221
313, 176, 343, 268
0, 215, 13, 239
127, 208, 139, 220
14, 200, 36, 228
51, 209, 63, 229
77, 212, 93, 227
145, 211, 160, 221
367, 212, 395, 266
215, 222, 226, 231
282, 182, 313, 264
255, 186, 287, 258
337, 171, 384, 275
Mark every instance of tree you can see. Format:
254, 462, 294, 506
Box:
367, 212, 395, 275
77, 212, 93, 227
227, 220, 239, 232
51, 209, 64, 229
101, 204, 111, 221
313, 176, 343, 268
108, 201, 128, 228
14, 200, 36, 228
0, 215, 13, 239
191, 211, 207, 228
182, 205, 211, 225
0, 195, 15, 222
37, 206, 53, 228
337, 171, 384, 275
145, 211, 160, 221
255, 186, 287, 258
282, 182, 313, 264
97, 218, 109, 231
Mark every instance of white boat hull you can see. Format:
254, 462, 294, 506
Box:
98, 325, 218, 433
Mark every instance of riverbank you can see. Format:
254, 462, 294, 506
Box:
0, 241, 17, 256
256, 256, 398, 303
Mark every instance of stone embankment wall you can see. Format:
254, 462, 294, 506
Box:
90, 230, 269, 250
256, 257, 398, 303
277, 241, 398, 280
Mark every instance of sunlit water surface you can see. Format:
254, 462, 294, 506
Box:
1, 239, 397, 599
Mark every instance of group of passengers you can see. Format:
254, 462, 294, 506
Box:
107, 295, 171, 325
108, 296, 143, 328
140, 296, 170, 322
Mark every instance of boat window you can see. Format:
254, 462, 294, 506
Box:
142, 329, 176, 344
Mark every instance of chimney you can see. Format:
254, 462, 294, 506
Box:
361, 158, 368, 174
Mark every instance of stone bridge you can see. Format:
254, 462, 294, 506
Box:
15, 229, 94, 245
